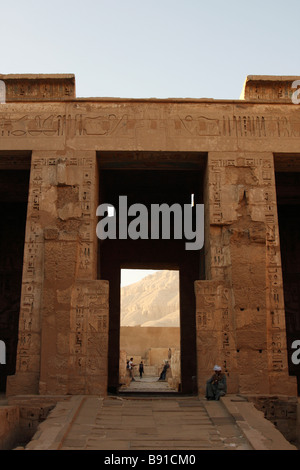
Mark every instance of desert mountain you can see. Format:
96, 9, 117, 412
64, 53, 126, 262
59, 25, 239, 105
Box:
121, 270, 179, 327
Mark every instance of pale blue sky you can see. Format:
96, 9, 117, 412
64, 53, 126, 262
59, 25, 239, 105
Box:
1, 1, 299, 286
1, 0, 299, 99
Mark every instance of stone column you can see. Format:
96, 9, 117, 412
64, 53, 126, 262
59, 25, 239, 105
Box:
195, 152, 297, 396
6, 152, 45, 395
195, 279, 238, 395
262, 154, 297, 394
8, 150, 109, 396
195, 153, 239, 394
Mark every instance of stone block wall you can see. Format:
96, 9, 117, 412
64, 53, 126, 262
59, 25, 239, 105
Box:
248, 395, 299, 444
0, 406, 20, 450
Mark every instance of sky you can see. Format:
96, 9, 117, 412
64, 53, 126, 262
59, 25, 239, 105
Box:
0, 0, 299, 100
1, 0, 299, 286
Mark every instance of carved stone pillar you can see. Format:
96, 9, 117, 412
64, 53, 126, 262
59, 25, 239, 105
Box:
6, 152, 45, 395
8, 150, 110, 396
195, 152, 297, 396
195, 280, 239, 394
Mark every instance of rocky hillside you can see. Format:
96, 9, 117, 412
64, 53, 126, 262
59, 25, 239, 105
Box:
121, 270, 179, 327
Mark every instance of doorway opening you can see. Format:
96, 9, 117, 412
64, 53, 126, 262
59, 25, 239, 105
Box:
0, 152, 31, 393
119, 268, 180, 393
98, 151, 206, 395
275, 155, 300, 395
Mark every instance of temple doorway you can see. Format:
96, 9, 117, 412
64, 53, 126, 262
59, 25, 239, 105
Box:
275, 155, 300, 395
0, 153, 30, 392
119, 268, 181, 393
98, 152, 206, 394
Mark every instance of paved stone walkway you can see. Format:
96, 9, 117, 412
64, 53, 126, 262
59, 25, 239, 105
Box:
58, 396, 252, 450
22, 375, 298, 451
119, 376, 177, 394
24, 392, 298, 451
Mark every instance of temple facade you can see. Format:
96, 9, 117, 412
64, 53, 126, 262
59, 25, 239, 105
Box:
0, 74, 299, 397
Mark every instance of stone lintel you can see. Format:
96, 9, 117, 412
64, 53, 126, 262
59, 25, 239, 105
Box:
0, 74, 75, 101
240, 75, 300, 102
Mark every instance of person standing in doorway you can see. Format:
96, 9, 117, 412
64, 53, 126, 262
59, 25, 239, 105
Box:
139, 361, 144, 379
128, 357, 136, 381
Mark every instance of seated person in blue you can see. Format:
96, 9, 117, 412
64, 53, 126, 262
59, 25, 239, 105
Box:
205, 365, 227, 400
158, 361, 170, 381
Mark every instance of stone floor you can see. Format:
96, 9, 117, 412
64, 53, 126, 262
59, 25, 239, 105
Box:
51, 396, 253, 451
119, 376, 177, 393
23, 390, 297, 451
4, 378, 297, 451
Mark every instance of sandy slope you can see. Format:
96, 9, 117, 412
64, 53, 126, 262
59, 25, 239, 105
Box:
121, 270, 179, 327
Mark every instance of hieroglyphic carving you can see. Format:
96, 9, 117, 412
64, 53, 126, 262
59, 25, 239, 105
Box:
77, 157, 96, 279
1, 111, 300, 141
176, 115, 221, 136
262, 155, 287, 373
221, 115, 300, 138
14, 155, 45, 382
29, 154, 96, 280
70, 281, 109, 391
18, 289, 34, 371
222, 115, 266, 137
195, 283, 215, 331
0, 76, 75, 101
216, 285, 233, 374
209, 158, 223, 225
175, 114, 300, 138
12, 152, 98, 392
244, 80, 294, 102
79, 114, 128, 136
195, 281, 236, 384
0, 114, 67, 138
206, 153, 291, 384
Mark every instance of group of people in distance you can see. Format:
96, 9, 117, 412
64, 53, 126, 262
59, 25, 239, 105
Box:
126, 358, 227, 400
126, 357, 144, 381
126, 357, 170, 382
